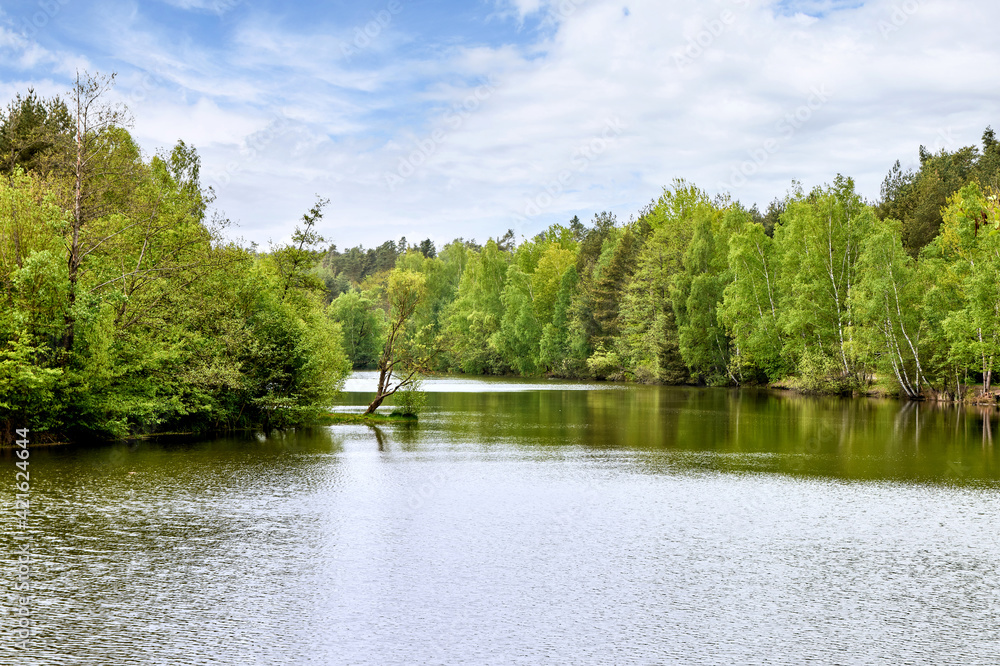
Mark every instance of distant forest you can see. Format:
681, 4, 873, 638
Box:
2, 74, 999, 442
319, 127, 1000, 402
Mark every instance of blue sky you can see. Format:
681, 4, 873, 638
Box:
1, 0, 999, 249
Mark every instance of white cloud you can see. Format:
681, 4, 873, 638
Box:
510, 0, 545, 19
197, 0, 1000, 245
2, 0, 1000, 248
492, 0, 546, 23
0, 22, 90, 83
156, 0, 242, 15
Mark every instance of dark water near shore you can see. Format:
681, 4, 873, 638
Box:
3, 373, 999, 664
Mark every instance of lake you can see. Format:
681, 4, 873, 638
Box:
3, 372, 1000, 664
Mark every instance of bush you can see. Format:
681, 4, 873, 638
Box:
390, 380, 427, 416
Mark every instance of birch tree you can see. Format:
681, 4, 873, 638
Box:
851, 220, 926, 398
934, 183, 1000, 395
774, 177, 874, 389
719, 218, 785, 381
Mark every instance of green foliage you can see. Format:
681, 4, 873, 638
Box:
390, 379, 427, 416
590, 223, 644, 347
364, 268, 428, 415
0, 81, 351, 442
925, 182, 1000, 394
614, 183, 707, 382
329, 290, 384, 369
494, 265, 542, 375
393, 246, 464, 369
7, 77, 1000, 434
774, 176, 875, 391
0, 89, 72, 176
271, 196, 328, 297
319, 236, 420, 288
876, 127, 999, 257
539, 265, 579, 375
720, 215, 786, 382
850, 219, 926, 397
0, 331, 63, 433
443, 240, 509, 374
672, 202, 734, 385
530, 242, 576, 326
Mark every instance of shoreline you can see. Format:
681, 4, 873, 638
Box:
8, 381, 1000, 448
0, 410, 418, 449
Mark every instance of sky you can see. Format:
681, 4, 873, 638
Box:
1, 0, 998, 250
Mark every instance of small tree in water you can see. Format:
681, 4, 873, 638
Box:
365, 269, 427, 415
390, 378, 427, 416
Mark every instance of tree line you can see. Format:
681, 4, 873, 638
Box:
2, 74, 998, 443
328, 129, 1000, 403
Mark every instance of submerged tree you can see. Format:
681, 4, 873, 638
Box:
365, 269, 427, 414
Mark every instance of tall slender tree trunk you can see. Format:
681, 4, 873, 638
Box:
63, 79, 85, 356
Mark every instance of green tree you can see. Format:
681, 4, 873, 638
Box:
272, 197, 328, 298
0, 80, 354, 442
720, 217, 786, 382
612, 183, 707, 382
418, 238, 436, 258
494, 265, 542, 375
539, 265, 579, 375
775, 176, 875, 390
62, 72, 136, 355
877, 138, 982, 257
531, 242, 577, 327
234, 265, 351, 430
933, 183, 1000, 394
851, 219, 927, 398
366, 269, 428, 414
975, 126, 1000, 189
672, 207, 737, 385
394, 244, 466, 370
0, 89, 72, 176
443, 239, 509, 374
328, 290, 384, 369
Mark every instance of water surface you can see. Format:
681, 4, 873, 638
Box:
3, 375, 999, 664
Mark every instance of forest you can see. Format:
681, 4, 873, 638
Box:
323, 129, 1000, 403
2, 75, 999, 443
